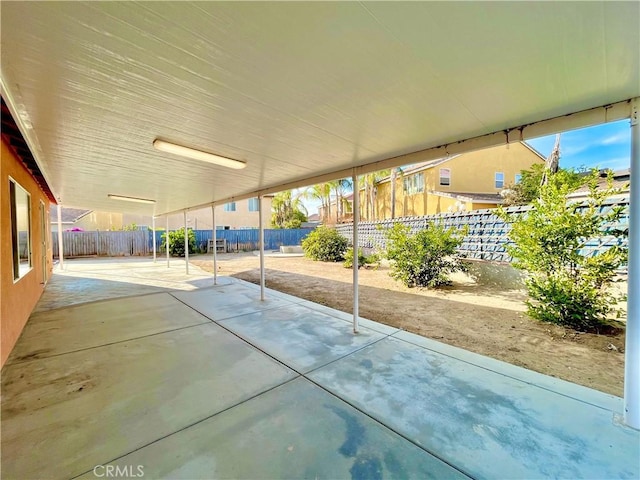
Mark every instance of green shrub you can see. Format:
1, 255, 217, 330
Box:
161, 228, 196, 257
343, 247, 379, 269
383, 222, 467, 288
302, 226, 348, 262
500, 170, 627, 331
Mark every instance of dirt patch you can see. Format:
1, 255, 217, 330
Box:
191, 253, 625, 396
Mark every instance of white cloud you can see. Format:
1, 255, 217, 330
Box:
600, 131, 630, 146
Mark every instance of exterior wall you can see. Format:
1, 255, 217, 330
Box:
426, 143, 543, 193
123, 197, 273, 231
370, 143, 543, 220
1, 138, 53, 367
51, 211, 123, 231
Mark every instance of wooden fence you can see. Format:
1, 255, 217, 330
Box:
52, 228, 313, 258
52, 230, 149, 258
336, 196, 629, 264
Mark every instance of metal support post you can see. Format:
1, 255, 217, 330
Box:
57, 203, 64, 270
184, 210, 189, 275
212, 204, 218, 285
624, 97, 639, 429
152, 216, 156, 262
352, 171, 360, 333
259, 196, 265, 301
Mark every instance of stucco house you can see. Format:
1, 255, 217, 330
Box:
1, 98, 56, 367
365, 142, 545, 219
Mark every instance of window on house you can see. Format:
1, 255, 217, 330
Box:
402, 173, 425, 195
223, 202, 236, 212
10, 178, 32, 281
248, 197, 259, 212
495, 172, 505, 189
439, 168, 451, 186
514, 173, 522, 184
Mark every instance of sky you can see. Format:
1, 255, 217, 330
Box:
299, 119, 632, 216
527, 119, 631, 172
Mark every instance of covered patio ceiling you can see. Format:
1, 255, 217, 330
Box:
1, 2, 639, 216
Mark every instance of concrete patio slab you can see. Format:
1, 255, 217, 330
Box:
308, 335, 639, 479
392, 329, 623, 412
218, 304, 388, 373
77, 377, 466, 480
35, 257, 218, 312
1, 323, 296, 479
6, 293, 211, 364
171, 284, 296, 321
2, 259, 638, 479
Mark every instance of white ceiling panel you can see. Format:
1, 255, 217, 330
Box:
1, 1, 638, 215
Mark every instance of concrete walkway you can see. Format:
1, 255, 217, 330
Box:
1, 259, 638, 479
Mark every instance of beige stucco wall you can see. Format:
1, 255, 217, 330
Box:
124, 197, 273, 230
368, 142, 543, 220
1, 138, 53, 367
74, 211, 123, 231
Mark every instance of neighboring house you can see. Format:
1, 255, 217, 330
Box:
124, 196, 274, 231
567, 168, 630, 200
1, 98, 56, 367
318, 193, 354, 224
364, 142, 545, 219
50, 207, 124, 231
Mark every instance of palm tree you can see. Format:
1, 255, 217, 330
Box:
328, 178, 352, 223
360, 169, 391, 221
271, 190, 308, 229
303, 183, 331, 223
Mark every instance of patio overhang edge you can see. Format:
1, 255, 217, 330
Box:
159, 99, 633, 217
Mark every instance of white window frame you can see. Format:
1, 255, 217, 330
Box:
439, 168, 451, 186
248, 197, 259, 212
223, 202, 237, 212
9, 177, 33, 282
514, 173, 522, 184
403, 173, 425, 195
495, 172, 505, 189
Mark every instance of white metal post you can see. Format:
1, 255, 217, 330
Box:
212, 204, 218, 285
56, 203, 64, 270
624, 97, 640, 429
352, 171, 360, 333
184, 210, 189, 275
152, 216, 156, 263
259, 195, 265, 301
166, 215, 170, 268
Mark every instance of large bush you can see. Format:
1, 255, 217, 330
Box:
383, 222, 467, 288
161, 227, 196, 257
501, 170, 627, 331
302, 226, 348, 262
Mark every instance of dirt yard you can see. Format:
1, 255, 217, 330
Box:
191, 253, 626, 396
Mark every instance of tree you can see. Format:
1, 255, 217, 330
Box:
328, 178, 352, 223
271, 191, 308, 229
303, 183, 331, 223
502, 163, 583, 206
500, 170, 627, 331
360, 170, 390, 221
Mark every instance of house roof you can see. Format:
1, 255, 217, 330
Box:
1, 3, 637, 216
1, 98, 56, 203
49, 207, 93, 224
568, 169, 630, 197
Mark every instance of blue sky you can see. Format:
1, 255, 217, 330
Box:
527, 119, 631, 171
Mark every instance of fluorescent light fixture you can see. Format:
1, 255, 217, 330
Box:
108, 194, 156, 205
153, 139, 246, 169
